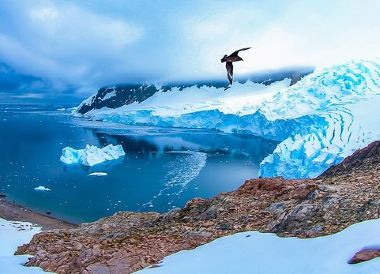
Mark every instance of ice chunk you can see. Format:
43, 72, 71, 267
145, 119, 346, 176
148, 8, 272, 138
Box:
60, 144, 125, 166
34, 186, 51, 191
89, 172, 108, 176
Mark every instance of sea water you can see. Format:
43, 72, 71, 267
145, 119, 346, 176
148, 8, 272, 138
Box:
0, 104, 277, 223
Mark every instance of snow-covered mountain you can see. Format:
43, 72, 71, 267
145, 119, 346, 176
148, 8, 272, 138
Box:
76, 60, 380, 178
75, 68, 312, 114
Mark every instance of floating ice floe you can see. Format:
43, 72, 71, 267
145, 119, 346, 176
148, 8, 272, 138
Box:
89, 172, 108, 176
60, 144, 125, 166
136, 218, 380, 274
34, 186, 51, 191
0, 218, 49, 273
78, 60, 380, 178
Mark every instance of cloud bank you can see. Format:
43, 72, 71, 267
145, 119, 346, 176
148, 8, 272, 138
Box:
0, 0, 379, 98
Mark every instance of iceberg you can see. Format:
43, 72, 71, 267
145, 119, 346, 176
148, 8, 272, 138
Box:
34, 186, 51, 191
77, 60, 380, 178
89, 172, 108, 176
60, 144, 125, 166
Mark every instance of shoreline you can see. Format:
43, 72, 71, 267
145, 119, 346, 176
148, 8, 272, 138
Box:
13, 141, 380, 273
0, 194, 77, 230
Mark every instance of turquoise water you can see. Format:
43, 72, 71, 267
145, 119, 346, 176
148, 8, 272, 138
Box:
0, 105, 277, 223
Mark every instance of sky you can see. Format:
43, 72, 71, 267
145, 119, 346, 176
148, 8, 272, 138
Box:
0, 0, 380, 101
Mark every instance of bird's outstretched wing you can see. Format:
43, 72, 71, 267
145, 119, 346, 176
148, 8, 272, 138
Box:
226, 62, 233, 84
230, 47, 251, 57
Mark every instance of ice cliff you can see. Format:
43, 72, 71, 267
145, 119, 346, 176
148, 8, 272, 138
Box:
60, 144, 125, 166
76, 60, 380, 178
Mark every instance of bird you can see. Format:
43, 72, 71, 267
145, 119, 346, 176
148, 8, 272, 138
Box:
221, 47, 251, 85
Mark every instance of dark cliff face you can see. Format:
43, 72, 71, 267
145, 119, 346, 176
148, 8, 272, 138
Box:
76, 84, 160, 114
76, 67, 314, 115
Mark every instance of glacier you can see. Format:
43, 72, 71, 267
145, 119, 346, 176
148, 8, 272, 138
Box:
77, 60, 380, 178
60, 144, 125, 166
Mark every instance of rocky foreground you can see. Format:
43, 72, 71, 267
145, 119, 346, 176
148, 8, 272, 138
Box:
17, 141, 380, 273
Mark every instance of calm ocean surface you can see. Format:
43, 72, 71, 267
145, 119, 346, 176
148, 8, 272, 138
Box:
0, 104, 277, 223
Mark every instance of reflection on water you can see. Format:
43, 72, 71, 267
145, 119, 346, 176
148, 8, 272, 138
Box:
0, 105, 278, 223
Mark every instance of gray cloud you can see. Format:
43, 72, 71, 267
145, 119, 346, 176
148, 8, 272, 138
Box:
0, 0, 144, 96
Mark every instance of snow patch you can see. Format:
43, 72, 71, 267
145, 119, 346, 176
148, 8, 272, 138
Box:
60, 144, 125, 166
137, 218, 380, 274
0, 218, 50, 273
102, 90, 116, 101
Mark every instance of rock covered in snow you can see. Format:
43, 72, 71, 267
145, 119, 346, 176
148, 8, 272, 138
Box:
60, 144, 125, 166
76, 85, 161, 115
136, 219, 380, 274
75, 68, 311, 115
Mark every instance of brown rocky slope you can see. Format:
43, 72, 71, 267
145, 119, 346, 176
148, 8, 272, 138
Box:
17, 141, 380, 273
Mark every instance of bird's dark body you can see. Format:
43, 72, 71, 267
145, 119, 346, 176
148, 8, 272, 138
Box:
221, 55, 243, 63
221, 47, 250, 84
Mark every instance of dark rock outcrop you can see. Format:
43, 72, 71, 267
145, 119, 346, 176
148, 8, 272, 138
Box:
348, 248, 380, 264
76, 68, 313, 115
76, 84, 161, 114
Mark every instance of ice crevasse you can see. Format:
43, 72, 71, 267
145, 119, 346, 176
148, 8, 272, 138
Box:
259, 60, 380, 178
79, 60, 380, 178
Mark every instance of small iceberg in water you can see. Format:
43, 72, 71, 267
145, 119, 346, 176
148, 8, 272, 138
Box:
89, 172, 108, 176
34, 186, 51, 191
60, 144, 125, 166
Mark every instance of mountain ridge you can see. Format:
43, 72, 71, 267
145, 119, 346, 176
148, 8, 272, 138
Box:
76, 67, 313, 114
